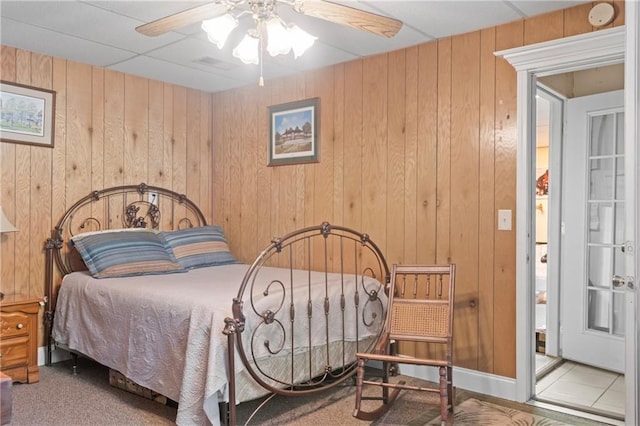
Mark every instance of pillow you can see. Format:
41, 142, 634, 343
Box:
71, 230, 184, 278
161, 225, 237, 269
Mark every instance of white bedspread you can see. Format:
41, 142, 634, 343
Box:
52, 263, 385, 425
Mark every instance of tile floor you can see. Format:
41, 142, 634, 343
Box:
535, 357, 625, 418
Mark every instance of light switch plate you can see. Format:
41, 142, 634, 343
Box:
498, 209, 512, 231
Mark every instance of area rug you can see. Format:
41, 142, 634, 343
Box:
427, 398, 571, 425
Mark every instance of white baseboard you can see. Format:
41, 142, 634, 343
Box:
38, 347, 517, 402
38, 345, 72, 366
368, 361, 517, 401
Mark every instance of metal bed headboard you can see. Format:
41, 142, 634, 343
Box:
223, 222, 390, 425
44, 182, 207, 365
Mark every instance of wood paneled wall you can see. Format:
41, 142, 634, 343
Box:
0, 1, 624, 377
0, 47, 213, 345
211, 2, 625, 378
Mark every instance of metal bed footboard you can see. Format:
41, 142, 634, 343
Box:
223, 222, 390, 425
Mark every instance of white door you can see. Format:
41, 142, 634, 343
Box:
561, 90, 625, 373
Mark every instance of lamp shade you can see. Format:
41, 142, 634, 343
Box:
266, 17, 292, 57
202, 13, 239, 49
288, 24, 316, 58
232, 34, 260, 65
0, 207, 18, 233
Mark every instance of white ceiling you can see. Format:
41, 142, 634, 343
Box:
0, 1, 588, 93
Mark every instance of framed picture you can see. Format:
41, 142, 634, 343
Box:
0, 81, 56, 148
269, 98, 319, 166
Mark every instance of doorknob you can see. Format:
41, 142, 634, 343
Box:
612, 275, 635, 290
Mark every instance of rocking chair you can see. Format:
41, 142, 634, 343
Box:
353, 264, 456, 425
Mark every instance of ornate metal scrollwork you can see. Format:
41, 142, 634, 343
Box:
272, 237, 283, 253
124, 202, 160, 229
320, 221, 331, 237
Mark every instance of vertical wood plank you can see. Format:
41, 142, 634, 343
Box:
148, 80, 164, 188
14, 49, 32, 297
199, 92, 212, 222
362, 54, 388, 255
241, 88, 258, 260
103, 70, 125, 189
186, 88, 201, 208
436, 38, 452, 266
314, 68, 335, 232
564, 3, 594, 37
91, 66, 105, 200
386, 50, 406, 266
342, 60, 363, 270
493, 19, 523, 378
524, 10, 564, 45
28, 54, 53, 298
0, 46, 16, 295
332, 63, 345, 271
124, 74, 149, 185
403, 46, 418, 265
255, 86, 272, 251
50, 57, 67, 298
226, 89, 242, 258
172, 86, 187, 223
416, 42, 438, 265
478, 27, 497, 374
611, 0, 625, 27
450, 31, 481, 371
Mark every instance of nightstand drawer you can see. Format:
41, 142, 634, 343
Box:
0, 312, 30, 338
0, 336, 29, 369
0, 296, 42, 383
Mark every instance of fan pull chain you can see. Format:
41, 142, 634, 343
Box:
259, 36, 265, 87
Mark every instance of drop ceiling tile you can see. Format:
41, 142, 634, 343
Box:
108, 55, 248, 93
364, 1, 523, 38
1, 18, 136, 68
144, 37, 257, 80
276, 6, 432, 57
0, 1, 184, 54
87, 0, 211, 36
507, 1, 589, 17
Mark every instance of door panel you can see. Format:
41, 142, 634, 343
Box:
561, 90, 625, 373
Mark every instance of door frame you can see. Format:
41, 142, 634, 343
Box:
497, 15, 638, 425
535, 85, 564, 358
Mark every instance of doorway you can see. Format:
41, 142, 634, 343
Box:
532, 70, 626, 419
496, 23, 639, 426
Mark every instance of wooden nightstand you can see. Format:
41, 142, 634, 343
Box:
0, 295, 43, 383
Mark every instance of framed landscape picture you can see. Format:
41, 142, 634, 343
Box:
0, 81, 56, 148
268, 98, 319, 166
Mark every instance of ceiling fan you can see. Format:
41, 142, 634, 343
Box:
135, 0, 403, 39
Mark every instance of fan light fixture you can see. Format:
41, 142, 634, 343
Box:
136, 0, 403, 87
200, 1, 317, 86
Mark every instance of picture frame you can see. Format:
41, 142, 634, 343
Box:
268, 98, 319, 166
0, 81, 56, 148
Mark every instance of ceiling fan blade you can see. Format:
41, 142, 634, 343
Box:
294, 0, 402, 38
135, 3, 229, 37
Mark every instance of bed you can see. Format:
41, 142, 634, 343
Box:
45, 183, 390, 426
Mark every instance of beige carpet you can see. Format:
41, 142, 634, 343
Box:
427, 398, 572, 425
10, 358, 612, 426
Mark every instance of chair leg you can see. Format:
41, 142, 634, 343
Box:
438, 366, 448, 425
353, 357, 404, 421
447, 366, 454, 412
354, 357, 365, 416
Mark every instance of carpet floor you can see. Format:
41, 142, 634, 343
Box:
8, 357, 615, 425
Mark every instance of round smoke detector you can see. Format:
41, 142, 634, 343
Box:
588, 3, 615, 27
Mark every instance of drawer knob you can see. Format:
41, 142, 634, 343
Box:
17, 323, 24, 329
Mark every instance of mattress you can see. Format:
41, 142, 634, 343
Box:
52, 263, 385, 425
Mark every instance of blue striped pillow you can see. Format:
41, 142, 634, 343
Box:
161, 225, 237, 269
71, 230, 184, 278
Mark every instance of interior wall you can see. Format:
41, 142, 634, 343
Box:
0, 0, 625, 379
0, 46, 213, 345
211, 1, 625, 378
